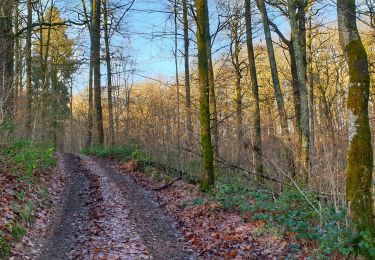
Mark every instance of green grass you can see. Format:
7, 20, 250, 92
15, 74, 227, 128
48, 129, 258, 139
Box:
82, 145, 152, 162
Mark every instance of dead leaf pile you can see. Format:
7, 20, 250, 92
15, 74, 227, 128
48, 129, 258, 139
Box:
114, 160, 307, 259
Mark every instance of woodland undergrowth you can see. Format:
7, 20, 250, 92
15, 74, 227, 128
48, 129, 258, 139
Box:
0, 124, 55, 258
84, 144, 375, 259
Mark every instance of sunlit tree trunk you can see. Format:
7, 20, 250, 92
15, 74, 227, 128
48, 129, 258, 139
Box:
195, 0, 215, 191
256, 0, 296, 177
92, 0, 104, 145
182, 0, 193, 145
103, 0, 115, 146
337, 0, 375, 238
229, 14, 243, 164
245, 0, 263, 175
287, 0, 310, 184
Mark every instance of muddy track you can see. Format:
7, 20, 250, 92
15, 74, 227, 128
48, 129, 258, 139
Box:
39, 154, 91, 260
38, 153, 193, 260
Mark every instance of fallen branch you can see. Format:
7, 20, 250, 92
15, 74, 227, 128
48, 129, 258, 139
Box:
137, 160, 186, 177
152, 176, 182, 191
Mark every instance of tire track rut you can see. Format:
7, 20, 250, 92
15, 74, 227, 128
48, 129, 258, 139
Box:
38, 154, 193, 260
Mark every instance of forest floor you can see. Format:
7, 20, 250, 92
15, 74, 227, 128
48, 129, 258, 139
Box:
18, 153, 195, 259
7, 153, 305, 259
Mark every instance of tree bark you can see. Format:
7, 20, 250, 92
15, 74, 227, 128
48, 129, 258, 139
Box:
337, 0, 375, 237
83, 0, 93, 148
256, 0, 296, 176
25, 0, 32, 134
195, 0, 215, 191
103, 0, 115, 146
245, 0, 263, 175
14, 0, 21, 106
173, 0, 181, 165
287, 0, 310, 184
182, 0, 193, 144
92, 0, 104, 145
0, 0, 14, 121
229, 13, 243, 164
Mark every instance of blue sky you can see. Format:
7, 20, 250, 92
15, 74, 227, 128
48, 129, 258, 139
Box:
59, 0, 223, 93
58, 0, 338, 94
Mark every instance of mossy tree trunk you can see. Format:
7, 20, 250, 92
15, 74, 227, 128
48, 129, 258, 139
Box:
195, 0, 215, 191
337, 0, 375, 237
245, 0, 263, 175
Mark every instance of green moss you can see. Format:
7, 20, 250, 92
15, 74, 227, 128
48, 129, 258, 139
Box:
345, 39, 375, 242
196, 0, 215, 192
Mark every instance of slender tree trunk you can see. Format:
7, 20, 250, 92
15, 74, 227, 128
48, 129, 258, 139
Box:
103, 0, 115, 146
256, 0, 296, 176
229, 16, 243, 164
208, 49, 219, 157
287, 0, 310, 184
235, 67, 242, 164
195, 0, 215, 191
173, 0, 181, 165
307, 14, 315, 170
182, 0, 193, 145
25, 0, 32, 134
289, 44, 302, 148
337, 0, 375, 237
82, 0, 93, 148
245, 0, 263, 175
204, 2, 219, 158
92, 0, 104, 145
14, 0, 20, 106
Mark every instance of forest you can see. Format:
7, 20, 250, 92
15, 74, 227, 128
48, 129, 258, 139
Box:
0, 0, 374, 258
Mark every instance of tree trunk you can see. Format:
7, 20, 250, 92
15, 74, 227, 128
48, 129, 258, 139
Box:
0, 0, 14, 121
204, 2, 219, 158
287, 0, 310, 184
14, 0, 21, 106
289, 44, 302, 148
25, 0, 32, 134
83, 0, 93, 148
182, 0, 193, 145
195, 0, 215, 191
245, 0, 263, 175
92, 0, 104, 145
307, 14, 315, 170
337, 0, 375, 237
103, 0, 115, 146
173, 0, 181, 165
229, 15, 243, 164
256, 0, 296, 177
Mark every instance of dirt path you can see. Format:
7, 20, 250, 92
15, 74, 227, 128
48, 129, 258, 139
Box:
38, 153, 193, 260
